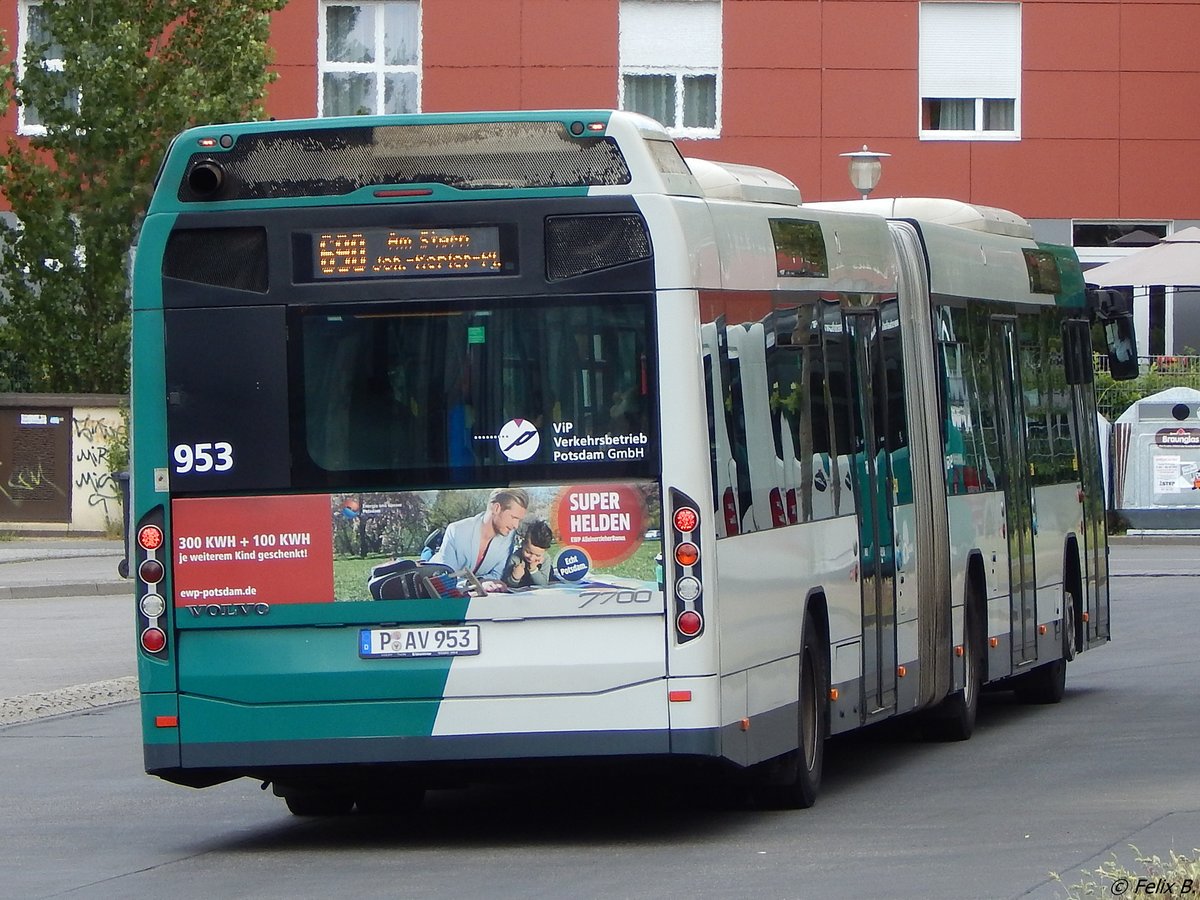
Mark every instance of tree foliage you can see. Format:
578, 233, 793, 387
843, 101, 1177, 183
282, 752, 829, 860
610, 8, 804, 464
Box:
0, 0, 285, 393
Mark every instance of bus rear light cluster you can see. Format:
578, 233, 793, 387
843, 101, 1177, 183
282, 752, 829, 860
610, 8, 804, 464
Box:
135, 507, 170, 661
669, 488, 705, 644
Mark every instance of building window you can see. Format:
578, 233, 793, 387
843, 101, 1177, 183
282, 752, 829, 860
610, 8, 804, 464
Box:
1072, 222, 1168, 249
16, 0, 81, 134
919, 2, 1020, 141
619, 0, 721, 138
319, 1, 420, 117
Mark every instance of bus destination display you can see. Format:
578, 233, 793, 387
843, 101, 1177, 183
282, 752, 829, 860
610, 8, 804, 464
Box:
311, 227, 505, 279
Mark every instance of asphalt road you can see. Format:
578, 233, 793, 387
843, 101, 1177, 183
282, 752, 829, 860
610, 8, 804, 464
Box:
2, 540, 1198, 900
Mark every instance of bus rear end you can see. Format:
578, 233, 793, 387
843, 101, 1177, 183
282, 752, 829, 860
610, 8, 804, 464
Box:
130, 112, 709, 810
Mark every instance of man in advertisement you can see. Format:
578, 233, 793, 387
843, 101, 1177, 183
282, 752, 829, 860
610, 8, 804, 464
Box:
430, 488, 529, 580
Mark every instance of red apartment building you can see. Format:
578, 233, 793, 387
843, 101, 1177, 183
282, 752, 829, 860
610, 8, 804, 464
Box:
3, 0, 1199, 351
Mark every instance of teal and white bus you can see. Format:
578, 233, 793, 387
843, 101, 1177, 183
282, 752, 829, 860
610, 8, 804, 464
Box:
130, 110, 1136, 814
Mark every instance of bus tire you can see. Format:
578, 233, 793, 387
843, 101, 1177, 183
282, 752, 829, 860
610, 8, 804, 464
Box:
1014, 590, 1074, 705
925, 589, 982, 742
282, 788, 355, 816
753, 611, 828, 809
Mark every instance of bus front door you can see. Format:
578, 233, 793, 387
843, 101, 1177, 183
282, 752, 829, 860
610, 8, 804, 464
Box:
990, 316, 1038, 667
845, 310, 898, 720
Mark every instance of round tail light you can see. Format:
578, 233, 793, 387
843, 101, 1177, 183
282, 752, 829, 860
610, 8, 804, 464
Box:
673, 507, 699, 534
137, 525, 164, 552
141, 626, 167, 653
675, 542, 699, 567
138, 558, 165, 584
677, 610, 703, 636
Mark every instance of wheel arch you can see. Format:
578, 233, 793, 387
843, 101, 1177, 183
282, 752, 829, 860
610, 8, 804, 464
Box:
1062, 532, 1085, 653
801, 587, 831, 725
964, 549, 989, 684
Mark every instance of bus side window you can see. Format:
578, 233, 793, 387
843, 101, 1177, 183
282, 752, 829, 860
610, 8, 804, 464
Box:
879, 299, 910, 504
701, 317, 743, 537
1021, 308, 1075, 486
723, 325, 755, 533
765, 306, 808, 524
939, 339, 971, 495
964, 304, 1001, 492
820, 302, 855, 516
768, 307, 835, 525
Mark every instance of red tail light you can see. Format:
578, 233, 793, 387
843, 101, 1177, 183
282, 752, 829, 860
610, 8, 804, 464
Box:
137, 524, 164, 551
673, 506, 698, 534
138, 558, 165, 584
141, 627, 167, 653
677, 610, 703, 636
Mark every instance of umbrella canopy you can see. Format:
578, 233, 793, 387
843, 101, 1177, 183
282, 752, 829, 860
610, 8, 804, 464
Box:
1085, 226, 1200, 288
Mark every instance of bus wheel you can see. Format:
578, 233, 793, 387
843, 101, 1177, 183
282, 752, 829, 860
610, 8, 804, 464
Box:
1063, 589, 1078, 662
281, 788, 355, 816
753, 611, 827, 809
925, 591, 982, 742
1014, 590, 1074, 705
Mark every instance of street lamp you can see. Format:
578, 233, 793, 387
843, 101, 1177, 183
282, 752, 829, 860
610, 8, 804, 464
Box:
839, 145, 891, 200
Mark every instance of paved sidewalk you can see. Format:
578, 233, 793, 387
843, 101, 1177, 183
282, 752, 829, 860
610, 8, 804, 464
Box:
0, 538, 135, 724
0, 537, 129, 600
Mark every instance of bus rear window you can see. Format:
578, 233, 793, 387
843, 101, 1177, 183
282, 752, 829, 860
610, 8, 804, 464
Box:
295, 297, 658, 486
178, 121, 632, 202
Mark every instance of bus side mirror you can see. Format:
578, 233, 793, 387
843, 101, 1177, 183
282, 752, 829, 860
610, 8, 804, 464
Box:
1088, 287, 1132, 319
1087, 287, 1139, 382
1103, 316, 1138, 381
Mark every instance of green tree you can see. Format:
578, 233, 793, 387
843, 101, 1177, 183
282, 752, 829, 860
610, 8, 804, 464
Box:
0, 0, 285, 393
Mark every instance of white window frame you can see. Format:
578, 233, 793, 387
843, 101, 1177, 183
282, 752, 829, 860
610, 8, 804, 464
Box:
317, 0, 422, 117
619, 0, 722, 140
919, 2, 1021, 142
16, 0, 76, 136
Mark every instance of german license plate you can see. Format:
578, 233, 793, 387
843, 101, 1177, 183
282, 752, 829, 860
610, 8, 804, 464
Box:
359, 625, 480, 658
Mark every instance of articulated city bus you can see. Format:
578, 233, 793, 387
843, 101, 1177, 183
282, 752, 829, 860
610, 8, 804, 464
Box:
129, 110, 1136, 814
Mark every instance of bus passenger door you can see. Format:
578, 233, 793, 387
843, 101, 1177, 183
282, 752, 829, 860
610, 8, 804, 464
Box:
990, 316, 1038, 666
845, 310, 898, 719
1065, 320, 1109, 644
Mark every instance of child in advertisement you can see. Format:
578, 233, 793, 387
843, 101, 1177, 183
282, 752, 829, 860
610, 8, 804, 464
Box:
502, 519, 554, 589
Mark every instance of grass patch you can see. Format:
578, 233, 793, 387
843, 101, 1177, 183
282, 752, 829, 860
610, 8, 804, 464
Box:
1053, 846, 1200, 898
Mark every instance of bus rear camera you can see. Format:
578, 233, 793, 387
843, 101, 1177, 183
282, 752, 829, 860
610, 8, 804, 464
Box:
187, 160, 226, 198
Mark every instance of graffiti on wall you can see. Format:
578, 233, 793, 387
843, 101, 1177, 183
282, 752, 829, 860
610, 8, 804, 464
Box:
72, 414, 126, 521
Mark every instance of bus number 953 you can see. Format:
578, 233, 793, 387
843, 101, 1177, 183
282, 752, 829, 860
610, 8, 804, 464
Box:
173, 442, 234, 474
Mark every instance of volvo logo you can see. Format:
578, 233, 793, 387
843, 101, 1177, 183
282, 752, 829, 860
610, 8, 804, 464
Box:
186, 602, 271, 617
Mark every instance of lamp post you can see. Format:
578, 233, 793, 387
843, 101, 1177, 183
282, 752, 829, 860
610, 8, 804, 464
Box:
839, 145, 891, 200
